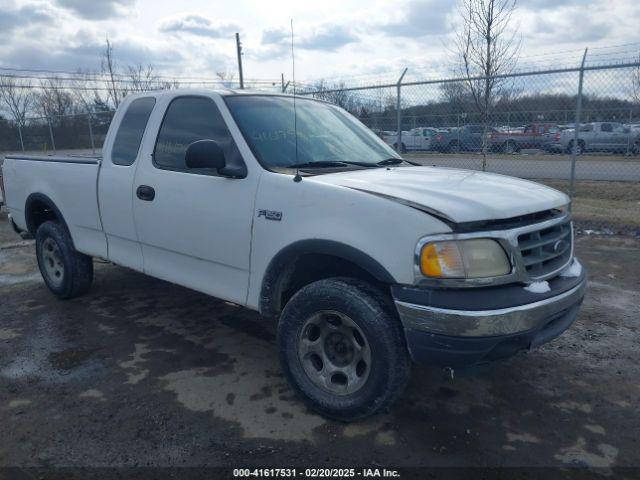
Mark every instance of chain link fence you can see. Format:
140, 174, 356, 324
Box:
301, 60, 640, 234
1, 111, 114, 155
1, 60, 639, 233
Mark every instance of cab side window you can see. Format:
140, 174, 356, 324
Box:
154, 96, 243, 174
111, 97, 156, 166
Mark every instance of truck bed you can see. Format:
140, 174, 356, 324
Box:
4, 154, 102, 164
2, 154, 107, 258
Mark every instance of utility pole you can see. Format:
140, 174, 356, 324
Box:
235, 32, 244, 89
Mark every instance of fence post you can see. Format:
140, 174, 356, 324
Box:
47, 117, 56, 154
396, 68, 408, 154
87, 113, 96, 154
627, 107, 633, 154
569, 49, 588, 207
17, 123, 25, 152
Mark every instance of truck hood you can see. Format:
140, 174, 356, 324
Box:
311, 166, 569, 224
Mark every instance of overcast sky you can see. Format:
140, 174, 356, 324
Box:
0, 0, 638, 84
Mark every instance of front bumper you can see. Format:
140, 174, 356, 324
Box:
393, 259, 587, 367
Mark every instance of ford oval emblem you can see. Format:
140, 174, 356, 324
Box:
553, 239, 568, 254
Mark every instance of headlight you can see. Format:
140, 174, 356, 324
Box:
420, 239, 511, 278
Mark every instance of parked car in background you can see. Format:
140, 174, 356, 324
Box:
431, 125, 497, 152
548, 122, 640, 154
488, 123, 560, 153
383, 127, 441, 152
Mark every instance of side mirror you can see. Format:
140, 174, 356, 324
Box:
185, 140, 226, 170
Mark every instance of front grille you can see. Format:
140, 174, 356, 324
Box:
517, 219, 572, 279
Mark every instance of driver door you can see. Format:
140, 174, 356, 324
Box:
132, 95, 258, 305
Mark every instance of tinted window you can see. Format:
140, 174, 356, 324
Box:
154, 96, 236, 171
111, 97, 156, 166
601, 123, 612, 132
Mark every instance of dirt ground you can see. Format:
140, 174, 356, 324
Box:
1, 210, 639, 476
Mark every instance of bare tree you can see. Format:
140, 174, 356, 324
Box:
455, 0, 520, 168
102, 38, 123, 108
0, 75, 35, 150
311, 80, 362, 114
127, 64, 161, 92
36, 77, 77, 120
0, 75, 35, 129
69, 69, 111, 113
216, 71, 236, 88
439, 81, 473, 113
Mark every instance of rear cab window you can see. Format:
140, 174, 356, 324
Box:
111, 97, 156, 166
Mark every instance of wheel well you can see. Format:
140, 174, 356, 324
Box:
260, 246, 394, 320
273, 254, 381, 317
25, 194, 63, 236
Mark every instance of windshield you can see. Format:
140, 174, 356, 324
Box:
225, 95, 401, 169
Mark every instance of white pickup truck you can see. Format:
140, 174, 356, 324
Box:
1, 90, 586, 420
383, 127, 440, 152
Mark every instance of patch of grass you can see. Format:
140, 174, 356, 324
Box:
539, 180, 640, 233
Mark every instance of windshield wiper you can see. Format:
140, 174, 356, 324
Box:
287, 160, 373, 169
376, 157, 418, 167
377, 158, 406, 166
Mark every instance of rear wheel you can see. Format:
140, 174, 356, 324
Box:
277, 278, 410, 421
568, 140, 584, 155
36, 221, 93, 299
502, 140, 518, 154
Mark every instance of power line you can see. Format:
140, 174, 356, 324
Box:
0, 66, 281, 86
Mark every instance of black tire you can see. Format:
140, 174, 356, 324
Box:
277, 277, 411, 421
568, 140, 584, 155
502, 140, 518, 154
448, 140, 460, 153
35, 221, 93, 299
393, 143, 407, 154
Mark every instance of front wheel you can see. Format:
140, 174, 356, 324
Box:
393, 143, 407, 154
277, 278, 411, 421
36, 221, 93, 299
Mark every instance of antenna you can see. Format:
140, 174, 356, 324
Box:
291, 19, 301, 182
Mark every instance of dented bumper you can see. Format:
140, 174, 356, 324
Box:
393, 259, 587, 367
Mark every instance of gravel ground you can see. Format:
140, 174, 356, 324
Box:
0, 210, 639, 477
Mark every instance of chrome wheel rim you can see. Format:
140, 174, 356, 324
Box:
297, 310, 371, 395
41, 237, 64, 287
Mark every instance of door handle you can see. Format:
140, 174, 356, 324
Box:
136, 185, 155, 201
